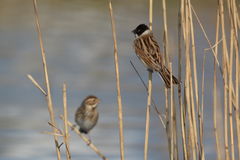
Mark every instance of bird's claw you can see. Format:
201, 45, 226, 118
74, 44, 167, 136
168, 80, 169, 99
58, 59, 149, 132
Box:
71, 124, 77, 131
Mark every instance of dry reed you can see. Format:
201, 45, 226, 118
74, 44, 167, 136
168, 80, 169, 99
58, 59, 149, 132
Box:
178, 4, 188, 160
169, 63, 174, 160
62, 83, 71, 160
143, 1, 153, 160
161, 1, 173, 160
108, 1, 125, 160
32, 0, 61, 159
213, 6, 222, 160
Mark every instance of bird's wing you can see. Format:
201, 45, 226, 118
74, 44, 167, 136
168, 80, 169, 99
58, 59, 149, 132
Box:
133, 33, 163, 71
75, 106, 85, 121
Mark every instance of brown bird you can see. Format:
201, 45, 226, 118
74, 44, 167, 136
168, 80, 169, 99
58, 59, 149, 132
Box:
132, 24, 179, 88
75, 95, 100, 134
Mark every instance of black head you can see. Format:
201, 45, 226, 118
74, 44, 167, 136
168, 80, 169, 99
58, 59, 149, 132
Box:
132, 24, 149, 36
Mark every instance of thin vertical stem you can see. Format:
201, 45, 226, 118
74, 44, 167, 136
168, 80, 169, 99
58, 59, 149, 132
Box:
219, 0, 230, 159
200, 52, 206, 160
32, 1, 61, 159
233, 0, 240, 156
162, 0, 173, 159
213, 7, 222, 160
178, 2, 188, 160
144, 71, 152, 160
108, 2, 125, 160
149, 0, 153, 30
228, 13, 235, 160
162, 0, 169, 64
235, 27, 240, 160
184, 0, 196, 158
63, 83, 71, 160
170, 64, 174, 160
187, 1, 200, 158
227, 1, 235, 158
189, 76, 197, 160
144, 1, 153, 160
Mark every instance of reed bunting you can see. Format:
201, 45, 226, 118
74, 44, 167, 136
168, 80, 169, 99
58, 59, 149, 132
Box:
75, 95, 100, 134
132, 24, 179, 88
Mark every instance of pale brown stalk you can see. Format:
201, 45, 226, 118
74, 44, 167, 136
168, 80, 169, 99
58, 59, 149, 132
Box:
235, 29, 240, 160
42, 131, 64, 137
162, 0, 169, 64
189, 77, 197, 160
32, 0, 61, 159
232, 0, 240, 156
149, 0, 153, 30
178, 3, 188, 160
172, 91, 179, 160
169, 64, 174, 160
27, 74, 47, 96
162, 0, 174, 159
228, 1, 240, 159
143, 1, 153, 160
187, 1, 200, 158
144, 71, 152, 160
227, 5, 234, 159
60, 116, 108, 160
108, 2, 125, 160
213, 7, 222, 160
165, 88, 171, 159
62, 83, 71, 160
219, 0, 230, 159
200, 52, 206, 160
183, 0, 197, 158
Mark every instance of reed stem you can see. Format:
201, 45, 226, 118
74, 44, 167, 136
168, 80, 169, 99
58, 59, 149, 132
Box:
108, 2, 125, 160
62, 83, 71, 160
32, 1, 61, 159
143, 1, 153, 160
213, 7, 222, 160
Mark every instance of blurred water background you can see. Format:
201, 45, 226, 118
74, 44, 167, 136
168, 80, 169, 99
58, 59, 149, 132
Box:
0, 0, 225, 159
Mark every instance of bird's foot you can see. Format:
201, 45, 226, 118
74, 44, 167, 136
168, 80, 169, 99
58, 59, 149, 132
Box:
147, 68, 153, 73
87, 139, 92, 146
71, 124, 77, 131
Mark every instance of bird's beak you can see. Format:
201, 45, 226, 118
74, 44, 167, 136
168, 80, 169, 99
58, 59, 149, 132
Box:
97, 99, 101, 104
131, 29, 136, 34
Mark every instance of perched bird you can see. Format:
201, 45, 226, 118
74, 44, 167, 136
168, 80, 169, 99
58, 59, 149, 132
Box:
75, 95, 100, 134
132, 24, 179, 88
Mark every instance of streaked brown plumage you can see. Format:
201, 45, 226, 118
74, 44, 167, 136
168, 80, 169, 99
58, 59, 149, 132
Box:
132, 24, 179, 88
75, 95, 100, 134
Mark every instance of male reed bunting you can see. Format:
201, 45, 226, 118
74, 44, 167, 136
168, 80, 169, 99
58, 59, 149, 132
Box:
132, 24, 179, 88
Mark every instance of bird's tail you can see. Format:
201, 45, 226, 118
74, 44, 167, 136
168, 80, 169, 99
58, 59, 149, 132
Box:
79, 128, 88, 134
158, 66, 179, 88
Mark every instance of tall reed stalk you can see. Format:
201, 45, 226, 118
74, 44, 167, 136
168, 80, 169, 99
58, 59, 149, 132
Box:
161, 1, 171, 159
213, 7, 222, 160
178, 2, 188, 160
62, 83, 71, 160
143, 1, 153, 160
169, 63, 174, 160
109, 2, 125, 160
219, 1, 230, 160
32, 0, 61, 159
